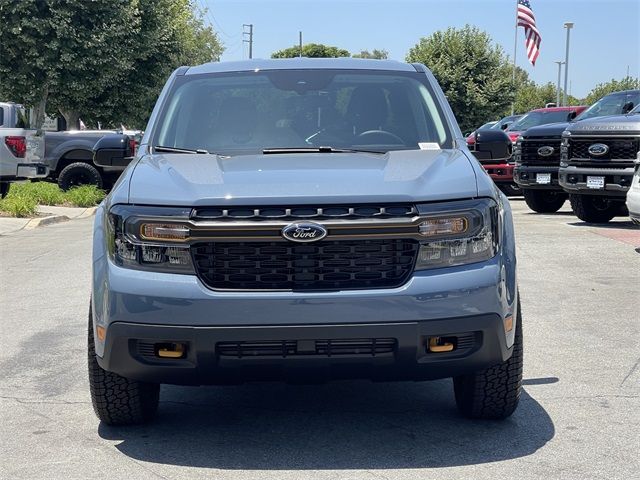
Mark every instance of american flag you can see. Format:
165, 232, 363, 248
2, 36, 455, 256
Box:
517, 0, 541, 66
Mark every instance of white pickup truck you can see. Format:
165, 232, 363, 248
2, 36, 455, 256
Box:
0, 102, 48, 197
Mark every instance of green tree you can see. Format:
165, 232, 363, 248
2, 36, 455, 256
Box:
271, 43, 350, 59
406, 25, 514, 132
584, 76, 640, 105
514, 82, 557, 113
0, 0, 223, 129
353, 49, 389, 59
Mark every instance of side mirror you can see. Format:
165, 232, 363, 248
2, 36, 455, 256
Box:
622, 101, 634, 114
567, 111, 578, 121
472, 130, 512, 162
93, 134, 133, 167
500, 123, 510, 130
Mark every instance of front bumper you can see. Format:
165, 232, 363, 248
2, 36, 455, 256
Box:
514, 165, 562, 190
96, 314, 511, 385
559, 165, 635, 197
92, 254, 517, 384
481, 163, 514, 183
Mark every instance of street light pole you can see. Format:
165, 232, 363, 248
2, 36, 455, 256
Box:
554, 61, 564, 106
563, 22, 574, 106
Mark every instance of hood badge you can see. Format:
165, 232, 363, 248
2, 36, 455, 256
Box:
588, 143, 609, 157
282, 222, 328, 243
537, 146, 555, 157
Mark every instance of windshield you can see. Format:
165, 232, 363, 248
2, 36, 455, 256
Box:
507, 111, 572, 131
492, 115, 522, 130
576, 91, 640, 121
154, 69, 452, 155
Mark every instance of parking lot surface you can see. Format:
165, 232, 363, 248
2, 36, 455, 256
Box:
1, 199, 638, 480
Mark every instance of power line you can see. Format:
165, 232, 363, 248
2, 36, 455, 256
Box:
198, 0, 240, 40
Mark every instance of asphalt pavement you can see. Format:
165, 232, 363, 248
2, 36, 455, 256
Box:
1, 199, 638, 480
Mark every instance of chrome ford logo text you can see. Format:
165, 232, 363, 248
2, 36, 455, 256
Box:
588, 143, 609, 157
537, 146, 555, 157
282, 222, 328, 243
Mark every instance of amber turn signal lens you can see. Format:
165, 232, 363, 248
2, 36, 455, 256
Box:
419, 217, 467, 237
96, 326, 106, 342
504, 315, 514, 333
140, 223, 190, 241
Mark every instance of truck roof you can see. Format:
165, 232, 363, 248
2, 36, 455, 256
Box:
185, 58, 418, 76
529, 106, 587, 113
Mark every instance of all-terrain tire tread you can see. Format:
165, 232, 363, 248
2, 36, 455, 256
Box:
454, 297, 523, 420
569, 194, 617, 223
87, 309, 159, 425
523, 189, 567, 213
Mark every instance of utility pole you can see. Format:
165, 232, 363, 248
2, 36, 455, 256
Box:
299, 31, 303, 57
554, 61, 565, 107
563, 22, 574, 106
243, 24, 253, 59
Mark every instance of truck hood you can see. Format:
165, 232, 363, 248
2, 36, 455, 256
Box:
126, 149, 479, 206
566, 114, 640, 135
522, 122, 570, 139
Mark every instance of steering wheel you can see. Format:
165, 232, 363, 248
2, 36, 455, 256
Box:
356, 130, 404, 145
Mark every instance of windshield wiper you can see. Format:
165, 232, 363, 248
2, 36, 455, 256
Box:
262, 146, 385, 155
154, 145, 210, 154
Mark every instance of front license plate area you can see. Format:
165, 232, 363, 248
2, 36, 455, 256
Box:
536, 173, 551, 184
587, 176, 605, 189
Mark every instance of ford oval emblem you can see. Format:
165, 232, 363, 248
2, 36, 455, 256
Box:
537, 146, 555, 157
588, 143, 609, 157
282, 222, 328, 243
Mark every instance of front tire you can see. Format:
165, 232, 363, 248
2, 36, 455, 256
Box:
58, 162, 103, 191
88, 308, 159, 425
453, 297, 523, 420
569, 194, 618, 223
523, 189, 567, 213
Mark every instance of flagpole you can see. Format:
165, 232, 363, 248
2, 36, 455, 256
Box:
511, 0, 518, 115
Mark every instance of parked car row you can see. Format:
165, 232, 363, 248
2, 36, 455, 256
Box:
512, 89, 640, 223
0, 101, 141, 196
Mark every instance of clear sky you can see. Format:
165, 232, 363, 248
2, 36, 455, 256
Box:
201, 0, 640, 99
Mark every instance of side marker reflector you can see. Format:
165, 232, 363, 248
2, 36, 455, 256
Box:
96, 326, 106, 342
504, 315, 514, 333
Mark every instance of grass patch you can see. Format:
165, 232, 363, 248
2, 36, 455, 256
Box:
0, 181, 105, 216
0, 195, 38, 217
64, 185, 106, 207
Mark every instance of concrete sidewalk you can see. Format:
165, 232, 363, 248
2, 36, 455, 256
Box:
0, 205, 96, 236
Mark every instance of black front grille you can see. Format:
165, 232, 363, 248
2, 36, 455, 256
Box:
191, 239, 419, 291
569, 138, 639, 160
217, 338, 397, 358
520, 139, 562, 165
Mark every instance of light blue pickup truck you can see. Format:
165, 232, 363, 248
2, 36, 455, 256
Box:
88, 58, 521, 425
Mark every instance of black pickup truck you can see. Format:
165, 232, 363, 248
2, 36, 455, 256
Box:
559, 104, 640, 222
514, 90, 639, 213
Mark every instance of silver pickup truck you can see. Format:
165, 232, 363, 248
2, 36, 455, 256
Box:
0, 102, 48, 197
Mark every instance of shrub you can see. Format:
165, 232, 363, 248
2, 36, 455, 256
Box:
0, 195, 38, 217
64, 185, 106, 207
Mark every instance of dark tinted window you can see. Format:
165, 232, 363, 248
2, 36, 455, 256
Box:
154, 69, 452, 155
507, 111, 572, 131
577, 91, 640, 121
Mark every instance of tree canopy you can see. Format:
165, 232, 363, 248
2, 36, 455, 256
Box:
584, 76, 640, 105
352, 49, 389, 59
406, 25, 514, 133
271, 43, 350, 59
0, 0, 223, 129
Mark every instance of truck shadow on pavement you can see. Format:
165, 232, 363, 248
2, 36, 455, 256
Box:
99, 379, 554, 469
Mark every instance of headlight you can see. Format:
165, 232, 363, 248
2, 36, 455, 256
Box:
414, 198, 499, 270
560, 136, 570, 167
107, 205, 195, 274
513, 137, 523, 165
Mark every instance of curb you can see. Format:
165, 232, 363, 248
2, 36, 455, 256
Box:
24, 214, 70, 230
1, 206, 98, 235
